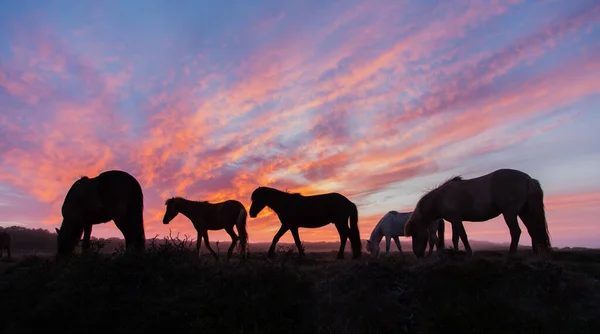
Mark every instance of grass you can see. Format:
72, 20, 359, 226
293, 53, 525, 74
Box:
0, 240, 599, 334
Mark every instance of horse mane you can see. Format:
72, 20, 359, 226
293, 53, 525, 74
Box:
418, 175, 463, 202
165, 197, 209, 206
253, 186, 303, 200
283, 187, 303, 197
165, 196, 187, 206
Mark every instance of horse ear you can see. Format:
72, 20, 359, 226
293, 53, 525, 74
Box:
55, 228, 60, 234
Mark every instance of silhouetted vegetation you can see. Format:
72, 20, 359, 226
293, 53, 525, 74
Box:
1, 233, 599, 334
0, 226, 127, 256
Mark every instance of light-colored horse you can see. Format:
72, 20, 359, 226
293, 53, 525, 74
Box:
405, 168, 552, 258
366, 211, 444, 258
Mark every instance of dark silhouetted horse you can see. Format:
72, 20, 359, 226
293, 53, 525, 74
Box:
0, 231, 11, 259
55, 170, 145, 258
405, 168, 552, 257
366, 211, 444, 258
249, 186, 362, 259
162, 197, 248, 260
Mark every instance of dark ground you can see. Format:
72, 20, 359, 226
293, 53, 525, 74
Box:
1, 239, 599, 334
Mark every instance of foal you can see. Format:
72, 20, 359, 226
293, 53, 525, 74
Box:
162, 197, 248, 259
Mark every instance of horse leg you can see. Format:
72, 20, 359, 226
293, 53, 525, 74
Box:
114, 219, 134, 250
333, 221, 348, 260
225, 226, 239, 260
502, 212, 521, 254
518, 212, 539, 255
201, 230, 218, 260
428, 231, 438, 256
451, 223, 460, 251
385, 235, 391, 257
427, 239, 433, 257
82, 224, 92, 251
393, 236, 404, 258
196, 231, 202, 256
290, 227, 305, 257
453, 221, 472, 256
268, 225, 289, 258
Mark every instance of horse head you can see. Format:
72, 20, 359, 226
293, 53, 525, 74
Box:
365, 239, 380, 258
405, 210, 429, 258
163, 197, 181, 224
249, 187, 270, 218
56, 177, 101, 258
55, 222, 84, 258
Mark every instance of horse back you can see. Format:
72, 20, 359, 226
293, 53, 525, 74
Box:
380, 211, 411, 236
442, 169, 531, 221
289, 192, 354, 222
62, 170, 142, 223
217, 200, 245, 220
198, 200, 245, 229
488, 169, 532, 208
298, 192, 353, 210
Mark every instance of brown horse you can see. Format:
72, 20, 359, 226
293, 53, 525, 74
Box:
162, 197, 248, 259
404, 168, 552, 258
249, 186, 362, 259
0, 231, 11, 259
55, 170, 146, 258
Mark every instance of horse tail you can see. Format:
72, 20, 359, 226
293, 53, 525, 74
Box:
126, 177, 146, 251
526, 178, 552, 254
437, 218, 445, 251
236, 207, 248, 255
348, 202, 362, 259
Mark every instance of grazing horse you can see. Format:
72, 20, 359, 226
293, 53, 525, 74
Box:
162, 197, 248, 259
0, 231, 11, 259
404, 168, 552, 258
366, 211, 444, 258
55, 170, 146, 258
249, 186, 362, 259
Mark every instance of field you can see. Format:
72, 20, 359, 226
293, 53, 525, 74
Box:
1, 240, 600, 334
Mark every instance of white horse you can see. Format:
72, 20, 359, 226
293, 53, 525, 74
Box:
366, 211, 444, 258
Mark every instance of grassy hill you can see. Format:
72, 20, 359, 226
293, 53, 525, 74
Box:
1, 236, 599, 334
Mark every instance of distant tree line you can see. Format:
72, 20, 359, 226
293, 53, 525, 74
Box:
0, 226, 353, 255
0, 226, 127, 255
1, 225, 523, 256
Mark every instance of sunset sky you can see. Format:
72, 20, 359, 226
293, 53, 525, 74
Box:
1, 0, 599, 249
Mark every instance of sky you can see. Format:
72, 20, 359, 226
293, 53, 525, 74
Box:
0, 0, 599, 249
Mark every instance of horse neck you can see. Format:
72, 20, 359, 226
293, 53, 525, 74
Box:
368, 222, 385, 244
419, 190, 442, 223
177, 199, 203, 220
264, 191, 291, 214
